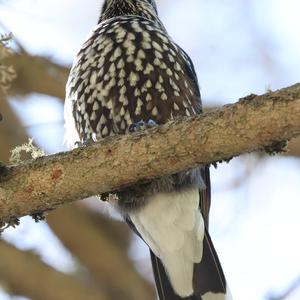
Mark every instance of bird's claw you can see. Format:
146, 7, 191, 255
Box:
129, 119, 157, 132
74, 139, 94, 147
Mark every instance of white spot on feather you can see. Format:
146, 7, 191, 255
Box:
174, 103, 180, 110
152, 41, 163, 52
144, 63, 154, 75
131, 22, 143, 32
152, 106, 158, 116
120, 106, 125, 116
146, 79, 152, 88
117, 58, 125, 69
154, 50, 163, 59
134, 88, 141, 96
115, 26, 126, 40
90, 72, 97, 86
93, 101, 99, 111
146, 93, 152, 101
102, 126, 108, 136
142, 41, 151, 49
137, 49, 146, 59
134, 58, 143, 71
99, 114, 107, 125
106, 99, 113, 109
111, 47, 122, 61
127, 32, 135, 40
161, 93, 167, 101
120, 85, 126, 94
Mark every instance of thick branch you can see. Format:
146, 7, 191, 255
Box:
0, 240, 110, 300
286, 136, 300, 157
1, 89, 153, 298
47, 206, 155, 300
1, 83, 300, 225
4, 53, 300, 160
4, 52, 69, 100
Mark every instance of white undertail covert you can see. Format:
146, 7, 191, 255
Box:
129, 188, 205, 297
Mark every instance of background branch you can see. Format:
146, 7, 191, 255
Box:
1, 63, 154, 299
0, 83, 300, 226
3, 52, 68, 100
0, 91, 29, 162
0, 239, 110, 300
47, 205, 155, 300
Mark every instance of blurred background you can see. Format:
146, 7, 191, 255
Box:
0, 0, 300, 299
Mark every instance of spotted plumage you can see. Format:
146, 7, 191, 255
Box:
64, 1, 231, 299
66, 16, 200, 143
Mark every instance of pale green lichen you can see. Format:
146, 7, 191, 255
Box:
2, 139, 46, 232
9, 138, 45, 164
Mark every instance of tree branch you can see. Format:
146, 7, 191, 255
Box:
0, 240, 110, 300
286, 135, 300, 157
0, 92, 29, 162
4, 52, 69, 100
1, 83, 300, 226
47, 206, 155, 300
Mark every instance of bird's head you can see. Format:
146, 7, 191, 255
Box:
99, 0, 158, 22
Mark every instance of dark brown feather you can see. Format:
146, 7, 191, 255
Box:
65, 1, 228, 299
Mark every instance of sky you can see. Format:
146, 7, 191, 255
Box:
0, 0, 300, 299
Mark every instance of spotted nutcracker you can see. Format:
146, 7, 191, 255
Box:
64, 0, 231, 299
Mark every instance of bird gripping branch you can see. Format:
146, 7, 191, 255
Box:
65, 1, 231, 299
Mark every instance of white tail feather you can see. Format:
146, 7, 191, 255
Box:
129, 188, 205, 297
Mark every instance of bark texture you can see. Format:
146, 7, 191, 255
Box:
1, 83, 300, 225
2, 52, 300, 159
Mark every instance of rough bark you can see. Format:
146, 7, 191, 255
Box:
3, 52, 300, 159
0, 90, 153, 299
0, 239, 110, 300
286, 136, 300, 157
1, 83, 300, 226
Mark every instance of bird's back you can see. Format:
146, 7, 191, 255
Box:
64, 1, 230, 299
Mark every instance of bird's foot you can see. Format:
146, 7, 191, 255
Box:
74, 139, 94, 148
264, 140, 288, 155
129, 119, 157, 132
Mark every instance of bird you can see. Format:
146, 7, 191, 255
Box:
64, 0, 231, 299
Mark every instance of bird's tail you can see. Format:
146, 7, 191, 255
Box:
150, 229, 231, 300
